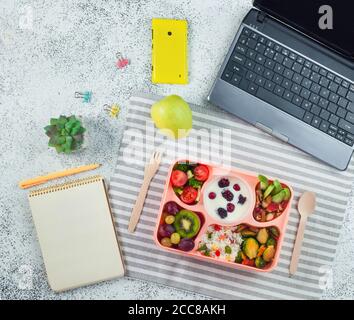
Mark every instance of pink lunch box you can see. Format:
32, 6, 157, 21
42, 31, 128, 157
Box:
154, 159, 293, 273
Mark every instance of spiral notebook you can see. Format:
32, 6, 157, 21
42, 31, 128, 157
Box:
28, 175, 124, 292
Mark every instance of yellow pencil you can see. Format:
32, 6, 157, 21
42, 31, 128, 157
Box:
19, 163, 101, 189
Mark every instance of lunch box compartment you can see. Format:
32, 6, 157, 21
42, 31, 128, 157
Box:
253, 181, 292, 223
195, 223, 281, 270
156, 200, 206, 252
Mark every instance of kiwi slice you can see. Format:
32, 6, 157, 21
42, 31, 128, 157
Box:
174, 210, 201, 238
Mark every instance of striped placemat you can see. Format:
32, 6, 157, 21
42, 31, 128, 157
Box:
109, 93, 354, 299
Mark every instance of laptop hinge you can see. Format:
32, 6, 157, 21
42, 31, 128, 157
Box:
257, 11, 267, 23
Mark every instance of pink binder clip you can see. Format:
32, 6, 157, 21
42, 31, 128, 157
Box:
116, 52, 129, 69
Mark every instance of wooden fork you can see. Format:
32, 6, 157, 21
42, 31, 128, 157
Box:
128, 151, 162, 233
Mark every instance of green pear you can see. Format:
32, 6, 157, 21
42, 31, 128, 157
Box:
151, 95, 192, 139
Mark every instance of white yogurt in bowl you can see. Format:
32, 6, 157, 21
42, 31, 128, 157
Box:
203, 176, 251, 224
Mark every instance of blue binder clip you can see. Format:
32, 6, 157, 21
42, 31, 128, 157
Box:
75, 91, 92, 103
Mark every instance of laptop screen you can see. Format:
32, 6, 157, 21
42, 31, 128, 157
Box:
254, 0, 354, 61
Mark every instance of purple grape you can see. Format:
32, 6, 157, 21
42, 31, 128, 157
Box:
165, 201, 179, 215
165, 224, 175, 234
158, 224, 175, 238
178, 238, 195, 251
158, 225, 169, 238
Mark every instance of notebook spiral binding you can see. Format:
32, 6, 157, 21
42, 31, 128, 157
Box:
29, 175, 103, 197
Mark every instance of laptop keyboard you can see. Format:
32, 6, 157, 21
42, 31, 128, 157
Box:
221, 27, 354, 147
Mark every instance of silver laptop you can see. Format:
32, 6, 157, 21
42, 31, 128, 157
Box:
208, 0, 354, 170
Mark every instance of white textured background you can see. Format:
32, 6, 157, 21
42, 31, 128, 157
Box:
1, 0, 353, 299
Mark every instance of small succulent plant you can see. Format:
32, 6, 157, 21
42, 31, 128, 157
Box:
44, 115, 86, 153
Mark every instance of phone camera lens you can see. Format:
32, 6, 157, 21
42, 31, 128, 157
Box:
168, 31, 172, 36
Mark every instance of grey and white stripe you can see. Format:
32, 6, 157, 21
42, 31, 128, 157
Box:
109, 93, 354, 300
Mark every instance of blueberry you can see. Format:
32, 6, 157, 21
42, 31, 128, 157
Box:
222, 190, 234, 202
218, 178, 230, 188
217, 207, 228, 219
238, 194, 247, 205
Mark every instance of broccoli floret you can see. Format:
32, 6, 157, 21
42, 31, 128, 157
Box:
198, 244, 208, 252
174, 163, 190, 172
188, 178, 203, 188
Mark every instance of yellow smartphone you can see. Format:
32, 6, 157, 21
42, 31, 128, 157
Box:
151, 18, 188, 84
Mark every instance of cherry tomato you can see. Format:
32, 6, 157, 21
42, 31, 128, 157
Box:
170, 170, 188, 187
180, 186, 198, 204
193, 165, 209, 181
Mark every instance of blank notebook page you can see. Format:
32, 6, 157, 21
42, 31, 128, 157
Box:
28, 176, 124, 292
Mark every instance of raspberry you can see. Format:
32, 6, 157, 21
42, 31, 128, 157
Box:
238, 194, 247, 205
215, 250, 220, 257
218, 178, 230, 188
217, 207, 228, 219
208, 192, 216, 199
233, 184, 240, 191
214, 225, 221, 231
227, 203, 235, 212
222, 189, 234, 201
